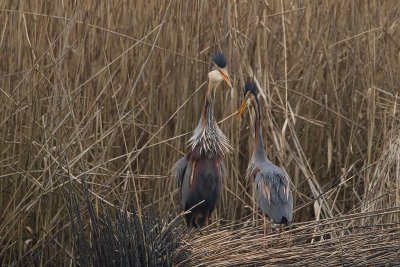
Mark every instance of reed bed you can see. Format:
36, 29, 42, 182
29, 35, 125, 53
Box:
0, 0, 399, 266
176, 207, 400, 266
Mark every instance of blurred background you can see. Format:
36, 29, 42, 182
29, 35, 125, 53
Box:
0, 0, 399, 265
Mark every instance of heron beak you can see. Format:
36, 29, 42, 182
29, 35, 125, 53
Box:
218, 69, 232, 88
237, 97, 248, 119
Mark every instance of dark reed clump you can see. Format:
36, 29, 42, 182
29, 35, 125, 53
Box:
67, 182, 184, 267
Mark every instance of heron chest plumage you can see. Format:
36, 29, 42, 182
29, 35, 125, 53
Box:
181, 154, 224, 212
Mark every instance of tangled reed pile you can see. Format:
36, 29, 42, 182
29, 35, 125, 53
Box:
176, 207, 400, 266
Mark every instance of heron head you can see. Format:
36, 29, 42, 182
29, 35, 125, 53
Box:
208, 52, 232, 88
237, 81, 258, 118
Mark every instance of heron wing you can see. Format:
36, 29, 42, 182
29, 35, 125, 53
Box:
220, 161, 227, 183
174, 156, 189, 189
255, 164, 291, 205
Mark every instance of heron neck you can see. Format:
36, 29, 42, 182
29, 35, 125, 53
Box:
253, 99, 267, 161
201, 80, 218, 123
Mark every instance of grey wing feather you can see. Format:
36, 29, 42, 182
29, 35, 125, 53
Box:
261, 166, 290, 203
255, 165, 293, 223
220, 161, 227, 183
174, 157, 193, 207
174, 156, 189, 188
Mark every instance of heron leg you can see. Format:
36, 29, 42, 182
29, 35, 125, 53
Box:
193, 213, 200, 228
203, 213, 209, 227
275, 225, 283, 247
263, 216, 267, 250
184, 213, 192, 228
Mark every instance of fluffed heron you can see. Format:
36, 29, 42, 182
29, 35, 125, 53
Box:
174, 52, 232, 228
238, 82, 293, 226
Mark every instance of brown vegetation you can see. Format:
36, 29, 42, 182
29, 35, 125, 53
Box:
0, 0, 399, 265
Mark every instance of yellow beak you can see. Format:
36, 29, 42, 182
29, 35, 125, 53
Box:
237, 97, 248, 119
218, 69, 232, 88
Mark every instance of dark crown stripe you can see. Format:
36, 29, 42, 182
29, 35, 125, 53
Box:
212, 52, 227, 68
244, 81, 257, 96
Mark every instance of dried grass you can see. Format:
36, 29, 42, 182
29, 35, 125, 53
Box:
362, 126, 400, 225
176, 207, 400, 266
0, 0, 399, 266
